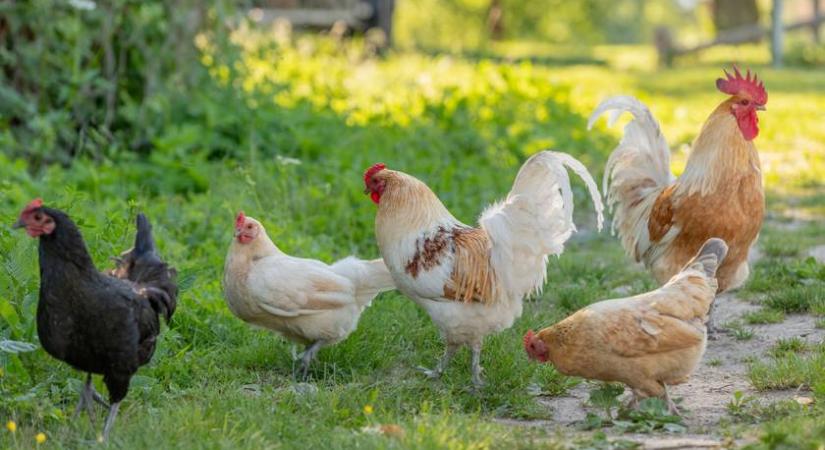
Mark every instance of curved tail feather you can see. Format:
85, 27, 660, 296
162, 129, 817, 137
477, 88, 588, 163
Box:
589, 96, 674, 261
329, 257, 395, 308
480, 150, 604, 301
111, 214, 178, 322
134, 213, 157, 256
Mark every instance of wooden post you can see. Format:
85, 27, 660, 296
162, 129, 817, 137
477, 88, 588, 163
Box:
771, 0, 784, 67
377, 0, 394, 48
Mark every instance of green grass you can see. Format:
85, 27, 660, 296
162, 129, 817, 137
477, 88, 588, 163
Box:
742, 308, 785, 325
723, 321, 755, 341
768, 338, 810, 359
1, 33, 825, 448
749, 342, 825, 391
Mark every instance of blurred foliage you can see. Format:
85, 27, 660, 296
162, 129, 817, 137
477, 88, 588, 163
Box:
394, 0, 703, 51
785, 40, 825, 67
0, 0, 241, 168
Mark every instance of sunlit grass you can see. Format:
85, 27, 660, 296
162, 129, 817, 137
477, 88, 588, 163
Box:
236, 34, 825, 196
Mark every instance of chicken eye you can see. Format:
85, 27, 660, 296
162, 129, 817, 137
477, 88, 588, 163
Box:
34, 213, 42, 220
739, 99, 750, 106
246, 224, 253, 229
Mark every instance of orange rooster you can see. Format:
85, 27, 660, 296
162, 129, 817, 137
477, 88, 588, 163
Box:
364, 151, 604, 386
524, 238, 728, 414
589, 67, 766, 299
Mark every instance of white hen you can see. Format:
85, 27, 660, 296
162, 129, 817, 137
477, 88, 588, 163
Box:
223, 213, 395, 378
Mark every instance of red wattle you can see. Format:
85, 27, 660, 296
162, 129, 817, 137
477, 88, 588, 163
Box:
737, 109, 759, 141
370, 191, 381, 204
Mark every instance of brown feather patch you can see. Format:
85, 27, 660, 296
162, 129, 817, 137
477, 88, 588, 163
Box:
648, 185, 675, 243
444, 227, 496, 304
652, 169, 763, 292
405, 226, 451, 278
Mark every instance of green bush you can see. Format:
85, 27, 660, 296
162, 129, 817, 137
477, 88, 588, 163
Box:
0, 0, 239, 168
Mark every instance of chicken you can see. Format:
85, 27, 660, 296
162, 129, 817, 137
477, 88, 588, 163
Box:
364, 151, 604, 386
13, 199, 177, 441
223, 212, 396, 379
589, 67, 765, 297
524, 238, 728, 414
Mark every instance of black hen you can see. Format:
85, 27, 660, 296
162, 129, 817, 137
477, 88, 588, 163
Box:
13, 199, 177, 440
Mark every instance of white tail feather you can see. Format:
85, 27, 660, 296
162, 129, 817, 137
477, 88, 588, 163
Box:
589, 95, 674, 260
330, 257, 396, 308
479, 150, 604, 302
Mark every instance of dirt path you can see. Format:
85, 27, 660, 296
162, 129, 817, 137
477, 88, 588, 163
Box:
502, 245, 825, 449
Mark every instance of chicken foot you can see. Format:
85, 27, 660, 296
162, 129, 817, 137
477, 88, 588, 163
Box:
101, 401, 120, 442
296, 341, 324, 381
663, 384, 681, 416
417, 343, 459, 379
623, 390, 641, 410
72, 374, 109, 425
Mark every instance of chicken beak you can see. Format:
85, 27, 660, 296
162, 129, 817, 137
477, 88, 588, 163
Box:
233, 229, 241, 238
363, 187, 371, 195
755, 105, 766, 111
12, 218, 25, 229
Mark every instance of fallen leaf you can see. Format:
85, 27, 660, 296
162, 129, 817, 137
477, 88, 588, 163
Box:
379, 424, 405, 438
794, 396, 814, 406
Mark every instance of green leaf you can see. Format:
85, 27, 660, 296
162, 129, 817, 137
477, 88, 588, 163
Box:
0, 339, 38, 354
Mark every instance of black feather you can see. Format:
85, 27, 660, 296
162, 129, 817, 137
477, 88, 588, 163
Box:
31, 207, 177, 404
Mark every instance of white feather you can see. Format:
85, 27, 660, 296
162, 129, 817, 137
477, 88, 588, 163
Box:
479, 150, 604, 302
224, 221, 396, 345
589, 95, 674, 260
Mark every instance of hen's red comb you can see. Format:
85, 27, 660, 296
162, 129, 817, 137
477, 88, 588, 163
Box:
716, 65, 767, 105
235, 211, 245, 229
523, 330, 535, 350
363, 163, 387, 183
22, 198, 43, 214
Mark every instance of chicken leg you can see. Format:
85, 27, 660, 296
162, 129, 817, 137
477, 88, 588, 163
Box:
297, 341, 324, 381
72, 374, 110, 425
706, 297, 730, 339
101, 401, 120, 442
417, 343, 459, 379
663, 384, 681, 416
470, 343, 484, 387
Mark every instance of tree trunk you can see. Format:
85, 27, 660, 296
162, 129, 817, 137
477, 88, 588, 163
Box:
711, 0, 760, 39
772, 0, 784, 67
486, 0, 503, 41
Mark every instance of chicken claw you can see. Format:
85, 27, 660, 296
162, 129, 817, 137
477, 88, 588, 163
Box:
663, 384, 681, 416
72, 374, 108, 427
415, 366, 443, 379
101, 401, 120, 442
417, 343, 459, 380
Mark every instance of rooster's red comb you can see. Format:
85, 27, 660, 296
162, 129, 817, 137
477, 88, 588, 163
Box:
22, 198, 43, 214
523, 330, 535, 350
235, 211, 245, 229
716, 65, 767, 105
363, 163, 387, 183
